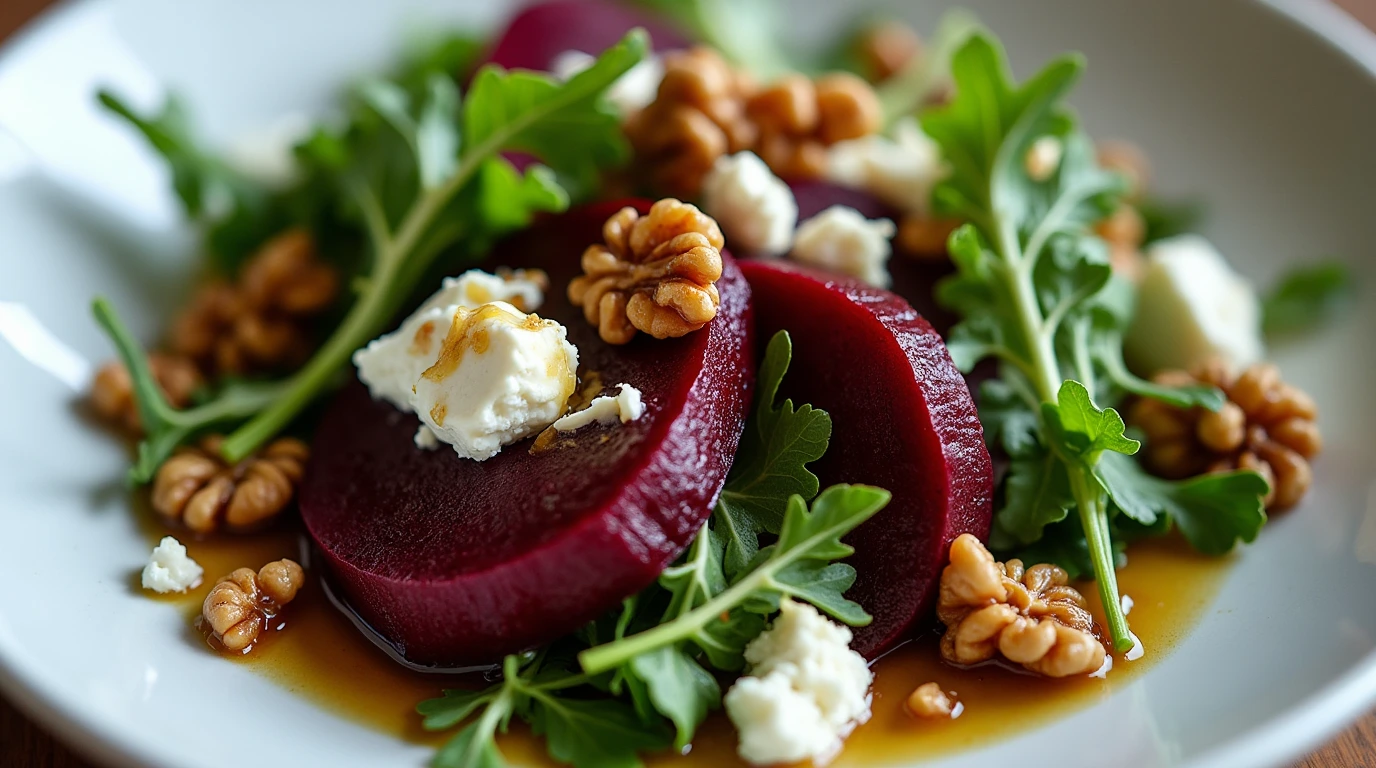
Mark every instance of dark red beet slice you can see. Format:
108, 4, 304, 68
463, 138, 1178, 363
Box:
739, 259, 992, 658
300, 201, 754, 667
483, 0, 689, 73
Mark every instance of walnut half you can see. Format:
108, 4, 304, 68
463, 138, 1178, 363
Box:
201, 559, 305, 653
937, 534, 1107, 678
152, 436, 309, 533
568, 199, 724, 345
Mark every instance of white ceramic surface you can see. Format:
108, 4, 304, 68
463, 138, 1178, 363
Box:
1, 1, 1375, 766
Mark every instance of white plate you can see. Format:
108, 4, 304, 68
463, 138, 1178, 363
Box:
2, 1, 1375, 766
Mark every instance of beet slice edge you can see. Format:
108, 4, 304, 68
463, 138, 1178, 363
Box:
739, 259, 992, 658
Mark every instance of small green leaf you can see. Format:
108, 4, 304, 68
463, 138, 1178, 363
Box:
1262, 262, 1357, 337
992, 450, 1074, 546
432, 723, 507, 768
768, 561, 867, 626
529, 696, 672, 768
715, 331, 832, 575
1042, 380, 1139, 462
417, 688, 496, 731
463, 29, 646, 190
626, 646, 720, 750
977, 378, 1041, 458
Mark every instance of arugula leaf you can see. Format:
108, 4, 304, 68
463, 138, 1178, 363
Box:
1041, 380, 1140, 464
922, 33, 1143, 652
714, 331, 832, 574
990, 450, 1073, 548
977, 378, 1041, 458
97, 31, 648, 480
421, 651, 670, 768
1097, 452, 1268, 555
528, 696, 672, 768
579, 485, 890, 676
1262, 261, 1357, 338
625, 646, 719, 751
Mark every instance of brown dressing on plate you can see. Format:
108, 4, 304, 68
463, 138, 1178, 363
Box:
143, 502, 1228, 765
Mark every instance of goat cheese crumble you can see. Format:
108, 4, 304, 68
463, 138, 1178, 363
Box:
825, 118, 944, 215
724, 600, 873, 765
141, 536, 204, 594
551, 49, 664, 115
701, 152, 798, 256
354, 269, 548, 412
552, 384, 645, 432
354, 269, 577, 461
790, 206, 897, 288
1125, 235, 1264, 374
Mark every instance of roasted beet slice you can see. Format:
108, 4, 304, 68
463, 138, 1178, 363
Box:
739, 259, 992, 658
300, 201, 754, 667
483, 0, 688, 73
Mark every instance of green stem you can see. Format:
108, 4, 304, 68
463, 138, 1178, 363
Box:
1067, 463, 1132, 652
991, 211, 1133, 654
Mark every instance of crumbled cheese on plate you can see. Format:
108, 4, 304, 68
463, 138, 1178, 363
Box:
141, 536, 203, 594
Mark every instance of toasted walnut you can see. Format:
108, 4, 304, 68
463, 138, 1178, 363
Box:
169, 230, 337, 376
152, 436, 309, 533
625, 47, 757, 197
897, 214, 961, 260
1129, 360, 1321, 509
855, 21, 922, 83
907, 682, 959, 719
748, 72, 881, 181
202, 559, 304, 653
938, 534, 1107, 678
568, 200, 724, 345
89, 354, 203, 434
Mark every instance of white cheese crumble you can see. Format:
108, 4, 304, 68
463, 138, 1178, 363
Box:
724, 600, 872, 766
140, 536, 203, 594
551, 49, 664, 115
552, 384, 645, 432
354, 269, 547, 412
1125, 235, 1264, 375
790, 206, 897, 288
825, 118, 944, 215
407, 302, 578, 461
701, 152, 798, 256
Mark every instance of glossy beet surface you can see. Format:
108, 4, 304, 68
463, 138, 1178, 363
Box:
482, 0, 688, 72
739, 259, 992, 658
301, 201, 754, 667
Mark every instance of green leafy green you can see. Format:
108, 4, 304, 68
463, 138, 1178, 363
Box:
579, 484, 889, 676
714, 331, 831, 574
922, 32, 1267, 653
95, 30, 648, 482
1262, 261, 1357, 338
1097, 452, 1268, 555
419, 654, 671, 768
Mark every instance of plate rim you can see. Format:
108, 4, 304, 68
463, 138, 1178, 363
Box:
0, 1, 1374, 767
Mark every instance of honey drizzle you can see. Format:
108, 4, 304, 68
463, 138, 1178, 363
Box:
140, 501, 1230, 765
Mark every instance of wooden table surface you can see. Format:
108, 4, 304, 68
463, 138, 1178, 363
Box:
2, 0, 1376, 765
